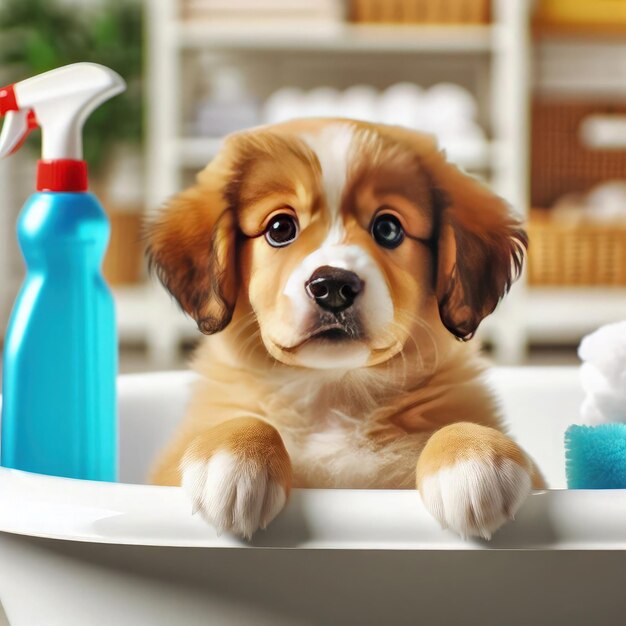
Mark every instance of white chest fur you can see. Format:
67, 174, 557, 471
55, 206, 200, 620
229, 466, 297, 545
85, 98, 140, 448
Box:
288, 424, 376, 488
279, 412, 412, 489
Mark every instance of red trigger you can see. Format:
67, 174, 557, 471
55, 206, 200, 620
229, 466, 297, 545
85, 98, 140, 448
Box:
9, 110, 39, 155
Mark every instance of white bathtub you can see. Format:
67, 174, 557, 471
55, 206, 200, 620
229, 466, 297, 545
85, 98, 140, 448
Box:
0, 367, 625, 626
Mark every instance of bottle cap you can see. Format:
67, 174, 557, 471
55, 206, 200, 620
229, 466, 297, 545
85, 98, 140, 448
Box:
36, 160, 88, 192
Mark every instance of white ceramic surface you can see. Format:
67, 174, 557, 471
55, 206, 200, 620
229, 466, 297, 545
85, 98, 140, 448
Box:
0, 367, 625, 626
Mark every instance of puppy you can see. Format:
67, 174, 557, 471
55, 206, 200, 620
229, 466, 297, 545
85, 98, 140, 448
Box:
147, 119, 544, 540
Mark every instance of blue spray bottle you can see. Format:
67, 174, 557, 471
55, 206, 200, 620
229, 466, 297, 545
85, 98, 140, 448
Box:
0, 63, 125, 481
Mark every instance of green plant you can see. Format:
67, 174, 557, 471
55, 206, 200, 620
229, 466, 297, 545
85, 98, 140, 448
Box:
0, 0, 142, 174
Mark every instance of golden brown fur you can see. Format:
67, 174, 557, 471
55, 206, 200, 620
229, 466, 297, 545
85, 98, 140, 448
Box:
146, 119, 543, 539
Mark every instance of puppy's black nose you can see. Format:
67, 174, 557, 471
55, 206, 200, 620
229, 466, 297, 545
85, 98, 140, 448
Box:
305, 265, 363, 313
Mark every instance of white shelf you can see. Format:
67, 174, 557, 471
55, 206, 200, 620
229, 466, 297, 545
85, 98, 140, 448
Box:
174, 22, 497, 53
525, 287, 626, 342
176, 136, 497, 170
535, 38, 626, 97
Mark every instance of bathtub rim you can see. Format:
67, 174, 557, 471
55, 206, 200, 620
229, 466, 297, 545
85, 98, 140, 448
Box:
1, 467, 626, 551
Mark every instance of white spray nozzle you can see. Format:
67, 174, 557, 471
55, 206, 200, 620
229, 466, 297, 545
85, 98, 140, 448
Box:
0, 63, 126, 161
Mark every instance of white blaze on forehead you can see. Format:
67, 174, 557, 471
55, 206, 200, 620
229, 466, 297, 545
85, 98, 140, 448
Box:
301, 124, 355, 244
277, 124, 395, 369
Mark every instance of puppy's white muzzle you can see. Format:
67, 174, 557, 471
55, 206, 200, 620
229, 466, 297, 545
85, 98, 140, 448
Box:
283, 244, 394, 369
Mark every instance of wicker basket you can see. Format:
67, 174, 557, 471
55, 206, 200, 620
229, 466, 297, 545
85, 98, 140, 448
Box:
531, 101, 626, 209
527, 210, 626, 286
348, 0, 490, 24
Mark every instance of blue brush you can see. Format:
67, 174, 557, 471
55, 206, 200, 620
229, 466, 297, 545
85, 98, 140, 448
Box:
565, 424, 626, 489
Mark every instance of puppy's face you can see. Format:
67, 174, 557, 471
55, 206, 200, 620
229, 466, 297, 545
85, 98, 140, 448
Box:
148, 120, 526, 371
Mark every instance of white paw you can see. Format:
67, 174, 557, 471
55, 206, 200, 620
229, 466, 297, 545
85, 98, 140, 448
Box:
182, 450, 287, 539
419, 458, 531, 540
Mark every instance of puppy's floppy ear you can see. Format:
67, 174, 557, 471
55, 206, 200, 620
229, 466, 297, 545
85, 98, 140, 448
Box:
424, 151, 527, 340
146, 173, 238, 335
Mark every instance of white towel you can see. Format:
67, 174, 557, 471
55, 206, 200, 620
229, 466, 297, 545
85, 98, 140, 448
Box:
261, 82, 486, 156
578, 321, 626, 424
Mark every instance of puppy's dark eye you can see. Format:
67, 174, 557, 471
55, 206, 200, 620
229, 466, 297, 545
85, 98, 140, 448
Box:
371, 214, 404, 249
265, 213, 299, 248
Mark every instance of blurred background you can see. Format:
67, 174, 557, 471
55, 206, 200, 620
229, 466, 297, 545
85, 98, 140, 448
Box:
1, 0, 626, 373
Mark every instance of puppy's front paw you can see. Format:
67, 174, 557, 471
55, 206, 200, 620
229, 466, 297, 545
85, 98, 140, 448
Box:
182, 451, 288, 538
181, 418, 292, 539
416, 423, 532, 540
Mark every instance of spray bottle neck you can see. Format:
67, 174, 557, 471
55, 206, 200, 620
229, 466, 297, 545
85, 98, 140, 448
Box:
36, 160, 88, 192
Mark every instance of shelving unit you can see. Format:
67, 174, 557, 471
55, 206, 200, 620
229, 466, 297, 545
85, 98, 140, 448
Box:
142, 0, 532, 364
